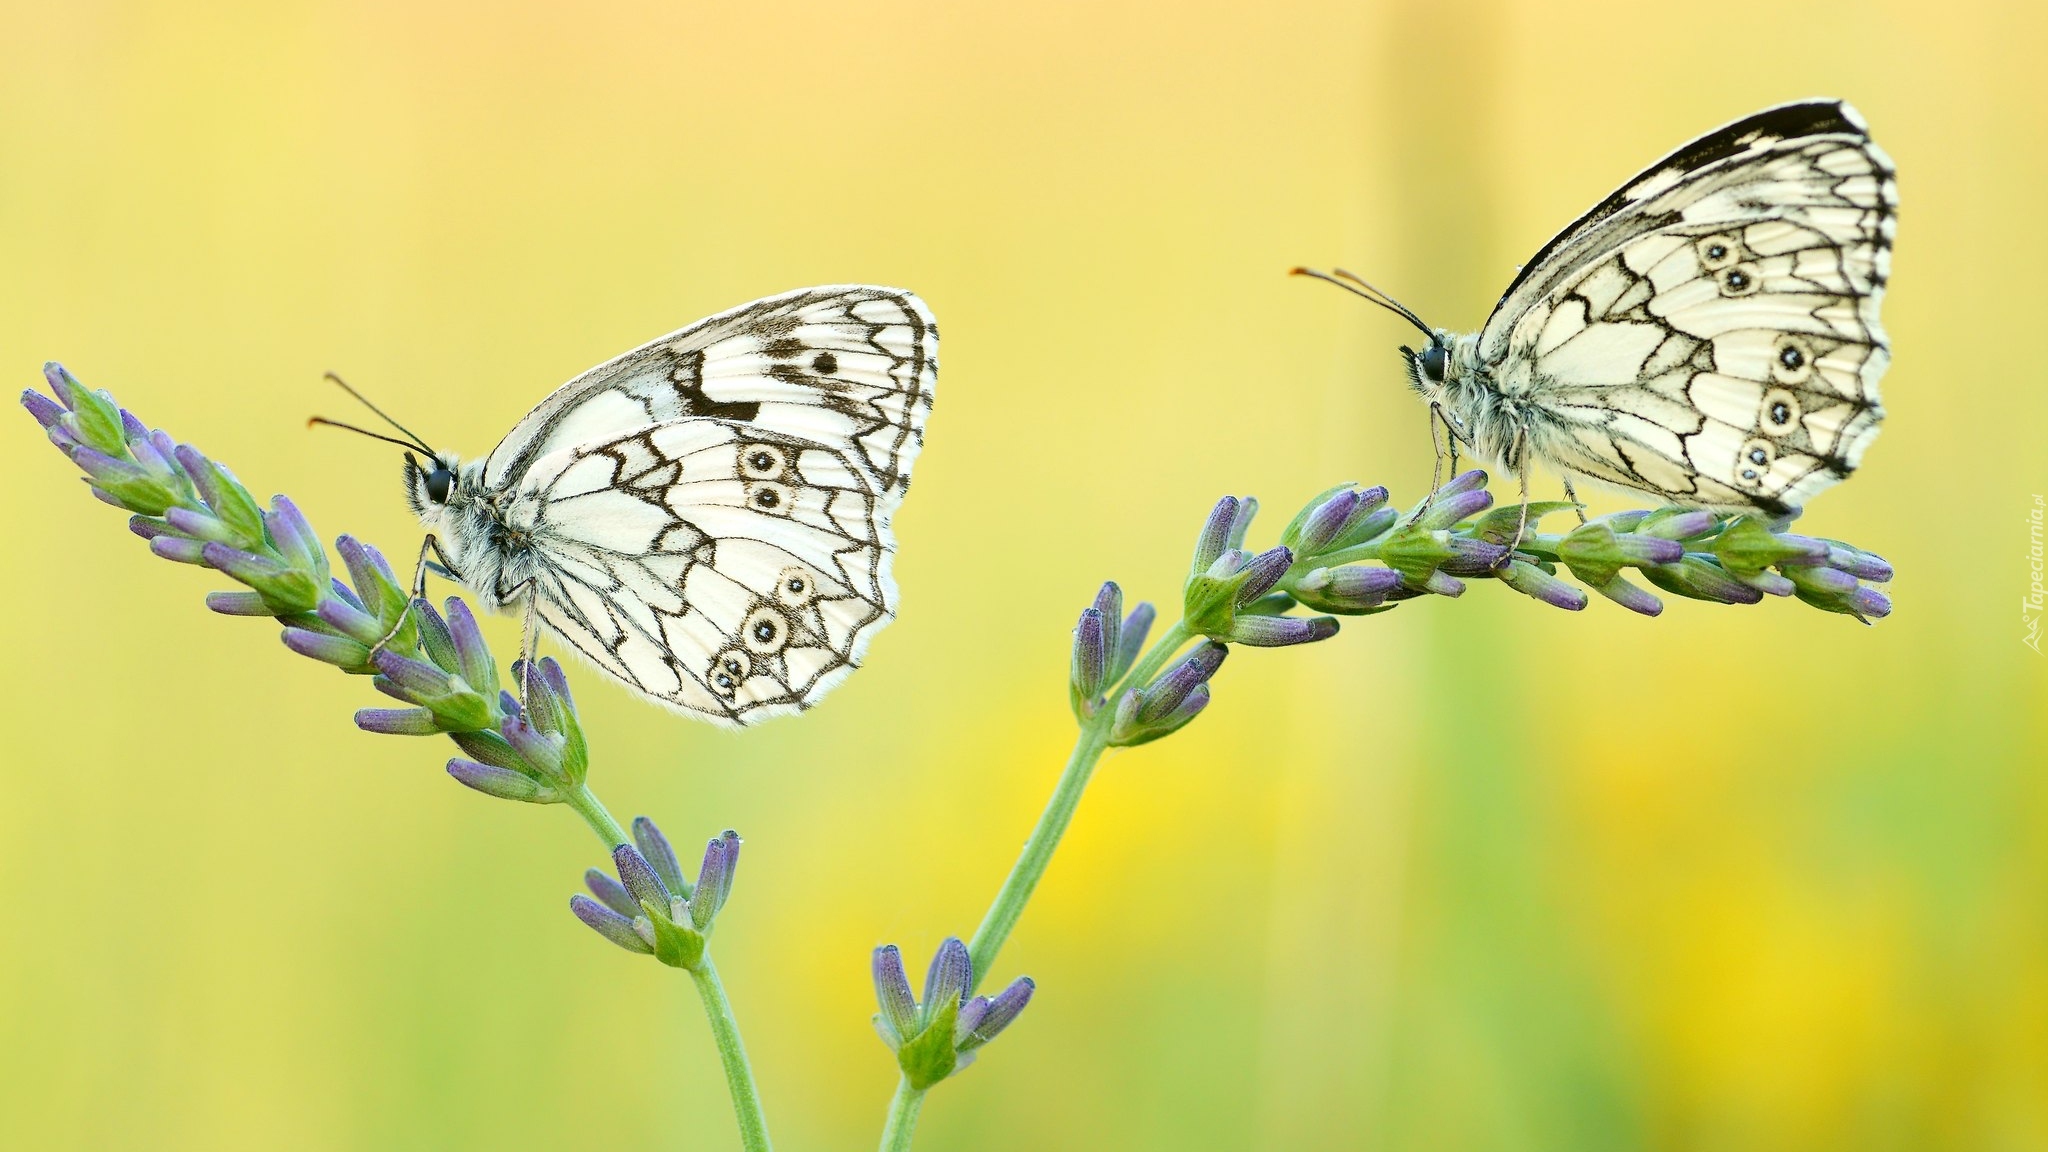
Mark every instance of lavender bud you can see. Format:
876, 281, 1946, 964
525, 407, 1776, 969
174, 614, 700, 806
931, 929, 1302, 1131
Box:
612, 844, 672, 908
961, 976, 1035, 1049
282, 626, 372, 667
1233, 546, 1294, 605
922, 937, 973, 1026
1496, 560, 1588, 611
20, 388, 65, 430
354, 707, 441, 736
691, 831, 741, 930
571, 895, 655, 955
150, 535, 209, 565
1290, 488, 1361, 555
1136, 642, 1228, 724
1190, 496, 1241, 575
447, 758, 552, 803
1416, 485, 1494, 530
1227, 614, 1339, 647
1110, 601, 1155, 682
872, 945, 922, 1048
1592, 574, 1663, 617
633, 817, 688, 895
585, 869, 639, 918
1070, 607, 1109, 716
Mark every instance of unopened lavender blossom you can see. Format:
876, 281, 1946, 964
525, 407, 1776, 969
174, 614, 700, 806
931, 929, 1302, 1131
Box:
871, 937, 1034, 1090
571, 822, 743, 970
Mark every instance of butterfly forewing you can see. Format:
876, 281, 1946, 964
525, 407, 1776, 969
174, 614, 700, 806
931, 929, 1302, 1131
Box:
483, 285, 937, 495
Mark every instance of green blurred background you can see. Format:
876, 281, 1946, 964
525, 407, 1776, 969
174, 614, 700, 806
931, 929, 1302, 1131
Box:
3, 1, 2043, 1148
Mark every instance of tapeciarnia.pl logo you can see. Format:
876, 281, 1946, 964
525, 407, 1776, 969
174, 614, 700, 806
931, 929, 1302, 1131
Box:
2027, 495, 2044, 654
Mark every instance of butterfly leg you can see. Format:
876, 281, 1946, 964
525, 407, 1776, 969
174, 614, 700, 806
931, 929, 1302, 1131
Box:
1560, 476, 1587, 525
513, 584, 540, 706
1426, 402, 1447, 500
370, 533, 457, 655
1503, 426, 1533, 564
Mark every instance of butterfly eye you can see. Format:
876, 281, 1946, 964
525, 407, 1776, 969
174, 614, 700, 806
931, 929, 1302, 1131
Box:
425, 466, 454, 504
1420, 344, 1448, 383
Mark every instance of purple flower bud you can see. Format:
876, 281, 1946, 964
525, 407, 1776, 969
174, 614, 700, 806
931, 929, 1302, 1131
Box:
316, 593, 389, 647
1613, 534, 1685, 567
612, 844, 672, 908
199, 541, 289, 586
150, 535, 209, 565
922, 937, 973, 1025
1419, 570, 1464, 597
1740, 569, 1796, 597
872, 945, 921, 1047
500, 715, 566, 779
266, 496, 324, 572
1438, 536, 1510, 575
20, 388, 64, 430
371, 648, 457, 701
1112, 601, 1155, 681
119, 408, 149, 442
1417, 486, 1493, 530
1845, 586, 1892, 619
633, 817, 687, 895
1191, 496, 1240, 573
414, 598, 460, 670
69, 446, 148, 489
447, 758, 548, 803
1138, 642, 1228, 723
571, 894, 655, 954
354, 707, 440, 736
204, 590, 273, 615
963, 976, 1034, 1048
161, 506, 230, 543
1496, 560, 1588, 611
1233, 546, 1294, 605
1070, 607, 1108, 709
691, 830, 740, 930
1638, 509, 1718, 540
1294, 489, 1360, 555
1593, 574, 1663, 617
1823, 544, 1893, 582
444, 598, 495, 688
585, 868, 639, 918
954, 995, 990, 1043
282, 626, 372, 667
1301, 565, 1401, 600
1438, 469, 1488, 497
1228, 614, 1339, 647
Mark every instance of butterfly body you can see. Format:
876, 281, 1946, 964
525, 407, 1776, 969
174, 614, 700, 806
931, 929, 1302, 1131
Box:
1327, 99, 1895, 515
399, 285, 937, 727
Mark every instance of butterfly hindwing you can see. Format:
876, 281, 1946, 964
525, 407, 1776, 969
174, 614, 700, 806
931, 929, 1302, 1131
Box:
482, 285, 938, 496
1483, 99, 1893, 512
513, 419, 897, 726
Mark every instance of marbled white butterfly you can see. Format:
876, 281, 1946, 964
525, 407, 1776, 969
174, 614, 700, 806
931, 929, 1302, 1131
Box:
1300, 98, 1893, 518
320, 286, 936, 727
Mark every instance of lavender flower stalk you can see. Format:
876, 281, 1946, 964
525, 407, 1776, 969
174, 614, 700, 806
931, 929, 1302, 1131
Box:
24, 365, 776, 1152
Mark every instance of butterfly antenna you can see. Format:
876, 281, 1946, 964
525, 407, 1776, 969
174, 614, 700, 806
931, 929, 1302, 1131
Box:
319, 371, 437, 454
1289, 266, 1434, 337
306, 416, 429, 453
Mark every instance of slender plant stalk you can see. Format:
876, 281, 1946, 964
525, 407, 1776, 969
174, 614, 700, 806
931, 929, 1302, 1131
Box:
965, 621, 1193, 985
878, 1077, 925, 1152
693, 958, 774, 1152
563, 783, 631, 847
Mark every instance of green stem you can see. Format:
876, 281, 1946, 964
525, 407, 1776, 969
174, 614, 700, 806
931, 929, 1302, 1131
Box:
965, 621, 1193, 986
876, 1077, 925, 1152
692, 958, 774, 1152
562, 782, 630, 848
881, 619, 1197, 1152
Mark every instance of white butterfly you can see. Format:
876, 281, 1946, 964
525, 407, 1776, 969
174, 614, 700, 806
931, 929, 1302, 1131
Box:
1302, 98, 1893, 516
377, 286, 936, 727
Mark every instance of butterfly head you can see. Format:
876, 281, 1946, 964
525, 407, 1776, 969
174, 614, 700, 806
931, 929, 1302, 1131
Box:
1398, 329, 1461, 398
403, 450, 463, 518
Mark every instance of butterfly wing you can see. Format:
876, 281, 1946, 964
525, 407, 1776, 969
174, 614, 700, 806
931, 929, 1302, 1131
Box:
507, 419, 900, 726
1482, 99, 1893, 512
483, 285, 937, 496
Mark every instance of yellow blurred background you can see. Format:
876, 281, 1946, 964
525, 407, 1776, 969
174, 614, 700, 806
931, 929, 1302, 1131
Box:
3, 1, 2043, 1148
